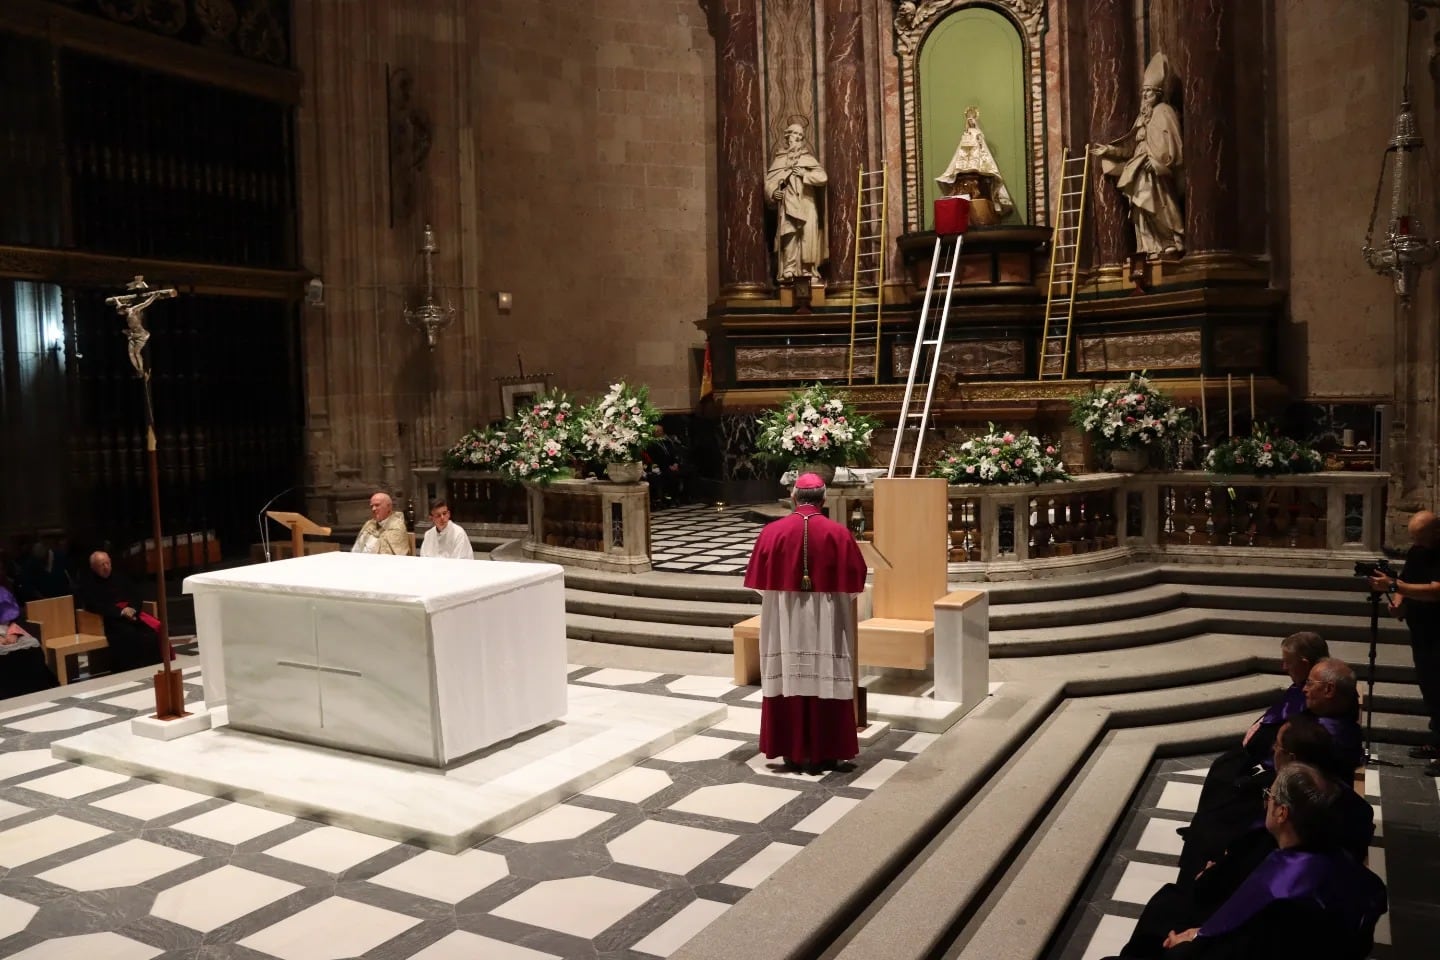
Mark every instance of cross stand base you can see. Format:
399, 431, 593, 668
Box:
152, 665, 189, 721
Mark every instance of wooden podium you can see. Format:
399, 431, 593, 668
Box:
265, 511, 332, 561
858, 478, 949, 669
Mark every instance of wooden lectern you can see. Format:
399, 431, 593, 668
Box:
858, 478, 949, 669
265, 511, 332, 561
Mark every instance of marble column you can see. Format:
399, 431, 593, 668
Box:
1084, 0, 1137, 270
823, 0, 868, 292
1174, 0, 1238, 254
707, 0, 771, 297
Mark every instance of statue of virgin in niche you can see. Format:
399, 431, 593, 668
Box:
936, 106, 1015, 225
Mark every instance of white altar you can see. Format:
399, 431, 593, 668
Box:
183, 553, 567, 767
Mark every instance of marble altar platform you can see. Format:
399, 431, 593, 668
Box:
184, 553, 567, 766
51, 682, 724, 853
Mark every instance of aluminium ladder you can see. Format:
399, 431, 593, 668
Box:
846, 167, 889, 385
887, 234, 963, 478
1038, 149, 1090, 379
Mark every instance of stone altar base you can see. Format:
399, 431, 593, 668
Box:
51, 683, 724, 854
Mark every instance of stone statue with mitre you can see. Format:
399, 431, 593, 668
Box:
1090, 53, 1186, 259
936, 106, 1015, 225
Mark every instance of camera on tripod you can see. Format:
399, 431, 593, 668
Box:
1354, 558, 1396, 583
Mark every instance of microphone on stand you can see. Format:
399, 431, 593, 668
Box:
257, 486, 295, 562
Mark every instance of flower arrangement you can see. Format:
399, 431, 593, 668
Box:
444, 425, 513, 472
931, 424, 1069, 485
1071, 371, 1189, 452
755, 384, 878, 468
1205, 425, 1324, 476
502, 389, 580, 484
576, 381, 662, 464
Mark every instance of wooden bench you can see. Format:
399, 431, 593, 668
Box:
733, 616, 761, 685
731, 614, 938, 682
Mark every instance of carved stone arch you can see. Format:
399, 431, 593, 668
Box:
892, 0, 1048, 233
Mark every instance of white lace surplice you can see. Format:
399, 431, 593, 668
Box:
757, 590, 856, 700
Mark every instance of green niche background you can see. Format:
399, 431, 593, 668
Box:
919, 7, 1028, 227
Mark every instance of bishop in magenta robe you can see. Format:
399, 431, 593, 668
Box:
744, 473, 867, 773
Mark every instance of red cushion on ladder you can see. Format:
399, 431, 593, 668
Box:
934, 197, 970, 237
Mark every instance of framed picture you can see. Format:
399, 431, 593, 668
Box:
500, 380, 548, 418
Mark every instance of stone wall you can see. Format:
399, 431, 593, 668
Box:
1273, 0, 1409, 400
295, 0, 714, 519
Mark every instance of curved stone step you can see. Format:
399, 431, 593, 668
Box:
565, 613, 734, 653
562, 566, 756, 603
990, 605, 1410, 657
989, 582, 1375, 630
564, 588, 754, 628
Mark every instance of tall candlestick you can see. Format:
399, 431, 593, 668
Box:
1199, 374, 1208, 436
1227, 375, 1233, 436
1249, 374, 1256, 424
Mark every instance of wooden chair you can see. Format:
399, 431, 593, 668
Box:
25, 596, 158, 685
25, 596, 108, 685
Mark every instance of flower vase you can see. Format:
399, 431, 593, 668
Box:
605, 461, 645, 483
795, 462, 837, 485
1108, 448, 1149, 473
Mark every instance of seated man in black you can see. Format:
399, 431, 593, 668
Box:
1191, 631, 1329, 815
1114, 716, 1375, 959
1159, 763, 1386, 960
1179, 657, 1363, 879
76, 550, 163, 673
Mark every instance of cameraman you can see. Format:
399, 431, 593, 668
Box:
1369, 509, 1440, 776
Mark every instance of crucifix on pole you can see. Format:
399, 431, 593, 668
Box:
105, 275, 186, 720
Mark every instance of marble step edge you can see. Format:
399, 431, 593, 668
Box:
565, 613, 734, 654
564, 587, 755, 628
950, 714, 1258, 960
819, 699, 1259, 960
670, 679, 1072, 960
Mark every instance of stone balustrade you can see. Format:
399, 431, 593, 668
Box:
828, 471, 1388, 580
412, 468, 528, 535
522, 479, 652, 574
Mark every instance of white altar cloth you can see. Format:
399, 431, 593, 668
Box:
183, 553, 567, 766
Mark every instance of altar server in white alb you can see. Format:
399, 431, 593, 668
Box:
419, 499, 475, 560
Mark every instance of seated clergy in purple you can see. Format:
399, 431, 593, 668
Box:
744, 472, 867, 775
1161, 762, 1386, 960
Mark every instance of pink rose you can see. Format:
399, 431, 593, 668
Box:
821, 417, 831, 425
556, 413, 565, 422
540, 419, 550, 428
990, 447, 1001, 456
1003, 432, 1016, 443
965, 465, 976, 474
1045, 445, 1056, 455
1015, 457, 1024, 466
838, 416, 847, 423
787, 413, 796, 422
1262, 443, 1272, 451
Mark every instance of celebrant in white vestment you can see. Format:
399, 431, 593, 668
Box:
420, 499, 475, 560
744, 472, 867, 774
352, 491, 411, 555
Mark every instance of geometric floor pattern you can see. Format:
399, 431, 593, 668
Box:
0, 664, 927, 959
648, 506, 765, 574
1042, 750, 1420, 960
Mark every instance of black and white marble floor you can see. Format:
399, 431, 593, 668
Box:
0, 665, 929, 959
1042, 749, 1440, 960
648, 507, 764, 575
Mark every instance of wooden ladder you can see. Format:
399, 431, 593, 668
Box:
1038, 149, 1090, 379
847, 167, 889, 385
